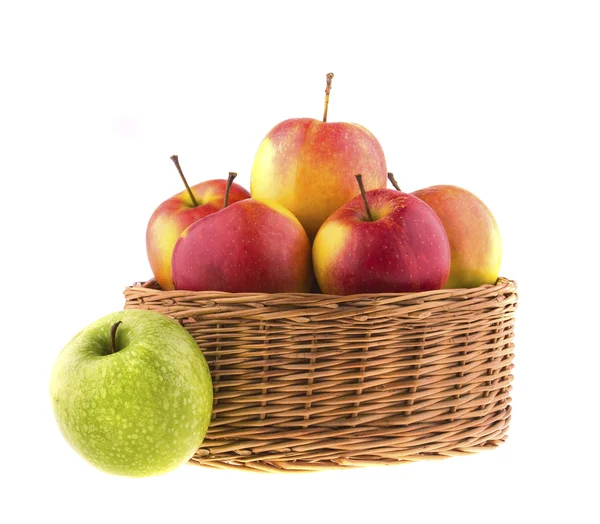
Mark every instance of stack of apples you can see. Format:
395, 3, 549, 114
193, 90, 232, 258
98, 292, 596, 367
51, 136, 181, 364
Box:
50, 72, 504, 480
146, 73, 502, 295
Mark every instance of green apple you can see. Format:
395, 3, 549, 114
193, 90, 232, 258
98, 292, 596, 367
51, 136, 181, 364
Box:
49, 309, 213, 477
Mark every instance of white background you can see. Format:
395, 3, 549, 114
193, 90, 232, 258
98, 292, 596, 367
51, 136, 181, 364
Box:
1, 1, 598, 522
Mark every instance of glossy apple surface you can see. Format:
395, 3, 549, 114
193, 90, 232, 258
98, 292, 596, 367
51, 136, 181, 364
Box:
146, 179, 250, 290
313, 188, 451, 294
172, 198, 312, 293
49, 309, 213, 477
412, 185, 502, 288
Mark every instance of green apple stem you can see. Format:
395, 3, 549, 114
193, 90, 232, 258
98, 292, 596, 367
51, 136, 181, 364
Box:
170, 155, 199, 207
355, 174, 374, 222
387, 172, 401, 191
222, 172, 237, 209
110, 321, 122, 354
323, 72, 334, 122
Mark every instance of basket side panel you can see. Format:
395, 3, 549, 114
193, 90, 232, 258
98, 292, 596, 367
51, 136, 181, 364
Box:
123, 279, 517, 471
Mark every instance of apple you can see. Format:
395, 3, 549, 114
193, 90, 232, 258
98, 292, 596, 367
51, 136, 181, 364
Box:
146, 155, 250, 290
49, 309, 213, 477
250, 73, 387, 239
410, 182, 502, 288
313, 175, 451, 295
171, 174, 312, 293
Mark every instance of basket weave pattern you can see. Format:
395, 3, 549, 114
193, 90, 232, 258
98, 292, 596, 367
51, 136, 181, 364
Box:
124, 277, 517, 472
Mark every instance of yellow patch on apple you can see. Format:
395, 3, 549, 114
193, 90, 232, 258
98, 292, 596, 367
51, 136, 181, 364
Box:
312, 221, 350, 286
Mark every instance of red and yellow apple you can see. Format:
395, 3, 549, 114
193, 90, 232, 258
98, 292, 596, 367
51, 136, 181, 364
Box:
146, 156, 250, 290
171, 196, 312, 293
250, 73, 387, 239
313, 176, 451, 295
411, 185, 502, 288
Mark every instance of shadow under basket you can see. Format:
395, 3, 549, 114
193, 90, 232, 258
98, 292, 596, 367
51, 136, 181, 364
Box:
123, 277, 517, 473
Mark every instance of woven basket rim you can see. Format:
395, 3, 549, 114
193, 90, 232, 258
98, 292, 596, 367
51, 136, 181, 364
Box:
127, 276, 516, 301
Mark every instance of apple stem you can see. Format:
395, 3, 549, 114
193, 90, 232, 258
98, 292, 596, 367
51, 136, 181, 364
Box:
170, 155, 199, 207
110, 321, 122, 354
223, 172, 237, 209
355, 174, 374, 222
387, 172, 401, 191
323, 72, 334, 122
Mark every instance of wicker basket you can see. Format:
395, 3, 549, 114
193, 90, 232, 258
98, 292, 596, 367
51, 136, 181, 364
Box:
123, 277, 517, 472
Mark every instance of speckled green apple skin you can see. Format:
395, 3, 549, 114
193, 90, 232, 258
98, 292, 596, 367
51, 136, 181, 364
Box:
49, 309, 213, 477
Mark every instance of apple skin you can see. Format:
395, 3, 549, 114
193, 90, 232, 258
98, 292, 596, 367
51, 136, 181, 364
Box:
172, 198, 312, 293
412, 185, 502, 289
250, 118, 387, 239
49, 309, 213, 477
313, 189, 451, 295
146, 180, 250, 290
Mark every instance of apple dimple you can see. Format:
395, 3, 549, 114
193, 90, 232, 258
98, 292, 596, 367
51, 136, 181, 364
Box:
185, 195, 204, 208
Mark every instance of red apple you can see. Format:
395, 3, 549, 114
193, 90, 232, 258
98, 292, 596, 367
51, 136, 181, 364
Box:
313, 175, 451, 295
171, 175, 312, 293
411, 183, 502, 288
250, 73, 387, 239
146, 156, 250, 290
